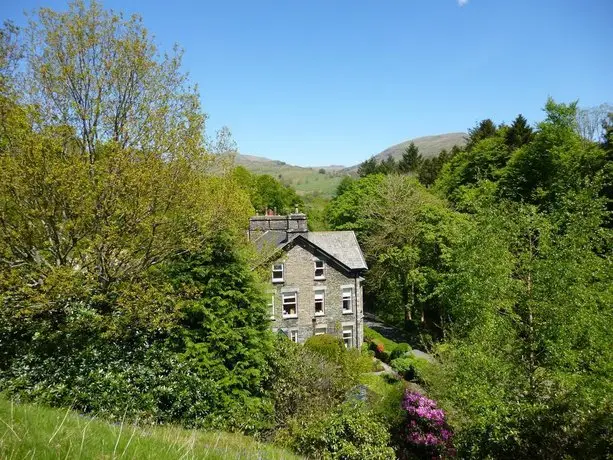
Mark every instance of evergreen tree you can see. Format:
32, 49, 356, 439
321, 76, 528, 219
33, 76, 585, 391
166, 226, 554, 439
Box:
398, 142, 423, 174
505, 114, 534, 150
378, 155, 398, 175
358, 157, 379, 177
466, 119, 498, 150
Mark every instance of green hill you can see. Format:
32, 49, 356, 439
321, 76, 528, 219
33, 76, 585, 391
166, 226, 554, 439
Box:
235, 133, 466, 198
0, 398, 301, 460
235, 154, 343, 198
341, 132, 466, 175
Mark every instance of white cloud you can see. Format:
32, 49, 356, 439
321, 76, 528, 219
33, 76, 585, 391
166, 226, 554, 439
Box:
458, 0, 469, 6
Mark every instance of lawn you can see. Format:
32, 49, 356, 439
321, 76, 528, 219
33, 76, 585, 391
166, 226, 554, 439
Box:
0, 398, 301, 460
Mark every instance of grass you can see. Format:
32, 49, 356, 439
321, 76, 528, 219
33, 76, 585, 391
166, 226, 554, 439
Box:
235, 154, 345, 198
364, 325, 402, 353
0, 398, 302, 460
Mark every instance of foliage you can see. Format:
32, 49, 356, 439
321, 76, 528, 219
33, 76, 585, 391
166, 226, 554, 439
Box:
288, 402, 395, 460
364, 326, 400, 355
430, 193, 613, 457
0, 398, 302, 460
265, 335, 356, 431
390, 343, 411, 360
398, 142, 423, 174
397, 391, 454, 459
0, 0, 271, 434
0, 238, 273, 432
390, 354, 432, 384
304, 333, 345, 361
20, 0, 205, 164
232, 166, 303, 214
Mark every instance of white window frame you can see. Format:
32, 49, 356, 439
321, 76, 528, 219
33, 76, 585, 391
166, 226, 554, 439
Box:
342, 326, 353, 348
268, 294, 275, 320
314, 325, 327, 336
314, 290, 325, 316
282, 292, 298, 319
272, 263, 284, 283
314, 259, 325, 280
342, 288, 353, 314
290, 329, 299, 343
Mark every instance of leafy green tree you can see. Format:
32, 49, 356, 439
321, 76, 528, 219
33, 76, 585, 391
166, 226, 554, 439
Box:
326, 174, 385, 237
398, 142, 423, 174
360, 175, 464, 335
335, 175, 355, 197
431, 194, 613, 458
498, 99, 605, 208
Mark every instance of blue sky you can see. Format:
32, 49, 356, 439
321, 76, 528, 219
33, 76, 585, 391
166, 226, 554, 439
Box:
2, 0, 612, 166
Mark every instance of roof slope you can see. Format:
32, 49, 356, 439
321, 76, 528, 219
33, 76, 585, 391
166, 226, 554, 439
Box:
306, 231, 367, 270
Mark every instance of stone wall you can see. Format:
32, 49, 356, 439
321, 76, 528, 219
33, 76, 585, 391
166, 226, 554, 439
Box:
269, 243, 363, 347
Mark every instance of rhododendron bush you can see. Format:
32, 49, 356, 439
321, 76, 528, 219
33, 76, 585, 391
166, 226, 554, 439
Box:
398, 391, 455, 459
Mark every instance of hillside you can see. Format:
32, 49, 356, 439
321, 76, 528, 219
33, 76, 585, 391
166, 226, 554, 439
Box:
235, 154, 344, 198
0, 398, 301, 460
236, 133, 467, 197
341, 132, 466, 174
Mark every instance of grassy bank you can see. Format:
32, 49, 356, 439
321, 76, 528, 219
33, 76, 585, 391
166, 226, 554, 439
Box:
0, 398, 301, 460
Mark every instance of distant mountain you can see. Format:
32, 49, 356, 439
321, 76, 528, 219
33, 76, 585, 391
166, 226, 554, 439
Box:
342, 132, 466, 174
234, 132, 467, 198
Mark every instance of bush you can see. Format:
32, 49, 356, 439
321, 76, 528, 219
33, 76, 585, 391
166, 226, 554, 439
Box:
289, 402, 395, 460
0, 238, 273, 433
304, 334, 345, 361
391, 343, 411, 360
390, 354, 431, 383
266, 335, 354, 429
396, 391, 455, 459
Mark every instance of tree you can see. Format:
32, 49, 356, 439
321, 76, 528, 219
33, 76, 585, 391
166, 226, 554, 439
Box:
466, 119, 497, 150
20, 0, 205, 165
504, 114, 534, 150
359, 175, 464, 336
498, 99, 605, 208
398, 142, 423, 174
379, 155, 398, 175
433, 196, 613, 458
358, 156, 379, 177
575, 103, 613, 142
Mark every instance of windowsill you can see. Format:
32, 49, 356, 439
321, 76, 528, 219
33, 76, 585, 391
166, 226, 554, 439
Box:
342, 311, 353, 315
314, 313, 325, 317
272, 279, 284, 284
283, 315, 298, 319
314, 277, 326, 281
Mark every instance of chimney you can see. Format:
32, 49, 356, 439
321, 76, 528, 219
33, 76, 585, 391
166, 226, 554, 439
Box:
248, 213, 308, 243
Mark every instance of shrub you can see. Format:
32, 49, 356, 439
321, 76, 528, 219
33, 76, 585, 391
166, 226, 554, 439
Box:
304, 333, 345, 361
0, 238, 273, 433
265, 335, 354, 429
391, 343, 411, 360
289, 402, 395, 460
397, 391, 455, 459
390, 354, 431, 383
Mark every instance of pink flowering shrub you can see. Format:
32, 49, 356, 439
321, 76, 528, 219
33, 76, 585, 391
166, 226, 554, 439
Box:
398, 390, 455, 459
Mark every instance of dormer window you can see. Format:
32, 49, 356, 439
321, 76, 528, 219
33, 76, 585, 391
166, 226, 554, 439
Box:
272, 264, 284, 283
314, 259, 325, 279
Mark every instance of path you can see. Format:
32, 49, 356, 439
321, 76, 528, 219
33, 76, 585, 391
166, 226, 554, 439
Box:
364, 311, 436, 363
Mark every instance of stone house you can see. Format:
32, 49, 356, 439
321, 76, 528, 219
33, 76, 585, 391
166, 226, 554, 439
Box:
249, 213, 367, 348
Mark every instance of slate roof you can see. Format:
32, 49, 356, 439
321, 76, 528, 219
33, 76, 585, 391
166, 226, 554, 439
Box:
252, 230, 288, 250
251, 228, 367, 272
306, 231, 368, 271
